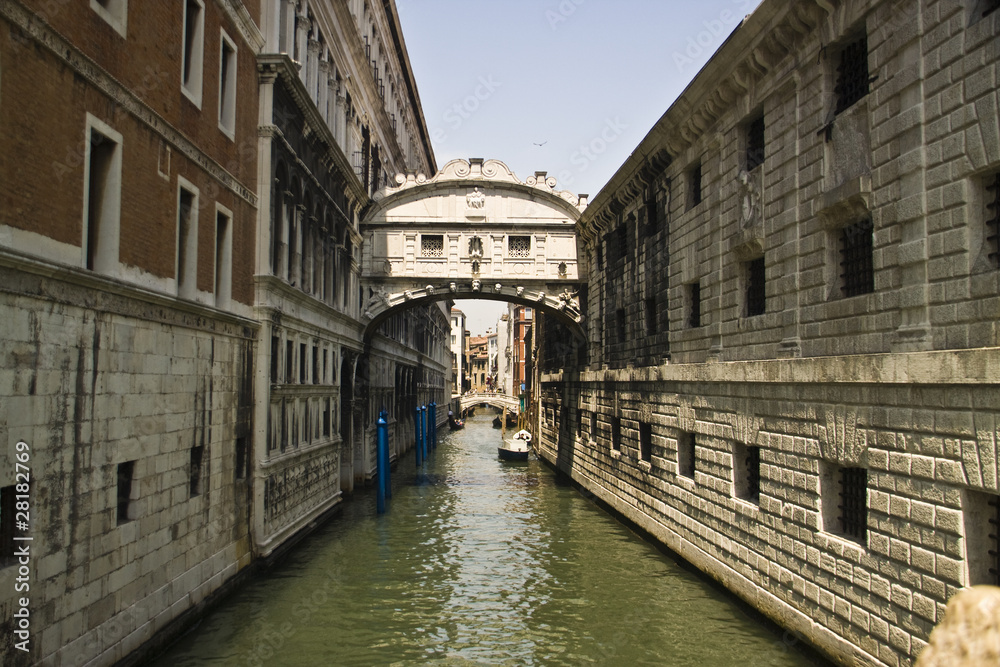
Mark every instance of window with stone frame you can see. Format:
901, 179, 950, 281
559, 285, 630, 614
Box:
508, 235, 531, 258
833, 33, 870, 116
611, 416, 622, 452
421, 234, 443, 258
181, 0, 205, 107
839, 219, 875, 297
644, 297, 657, 336
176, 181, 199, 299
639, 422, 653, 462
964, 489, 1000, 586
218, 30, 238, 138
821, 462, 867, 544
117, 460, 136, 524
91, 0, 128, 37
677, 431, 696, 479
986, 171, 1000, 267
616, 308, 627, 342
745, 114, 765, 171
733, 443, 761, 503
746, 256, 766, 316
84, 117, 123, 275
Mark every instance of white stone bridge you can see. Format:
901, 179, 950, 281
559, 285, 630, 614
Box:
359, 158, 588, 341
456, 393, 520, 414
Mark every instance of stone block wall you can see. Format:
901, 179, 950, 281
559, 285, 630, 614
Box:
0, 258, 256, 666
539, 350, 1000, 666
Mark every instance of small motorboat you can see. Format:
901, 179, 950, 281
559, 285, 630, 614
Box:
499, 429, 531, 461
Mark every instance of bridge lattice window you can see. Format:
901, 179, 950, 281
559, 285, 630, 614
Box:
508, 235, 531, 258
421, 234, 443, 258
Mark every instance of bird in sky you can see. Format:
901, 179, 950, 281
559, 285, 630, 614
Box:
533, 141, 547, 146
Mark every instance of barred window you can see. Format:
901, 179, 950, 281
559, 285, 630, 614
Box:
834, 35, 870, 115
839, 219, 874, 297
746, 115, 765, 171
645, 195, 659, 234
965, 490, 1000, 586
117, 461, 136, 524
421, 234, 443, 258
733, 443, 761, 503
645, 297, 657, 335
0, 485, 15, 567
508, 235, 531, 258
617, 308, 627, 341
987, 172, 1000, 267
687, 282, 701, 328
611, 416, 622, 452
838, 467, 868, 544
746, 257, 766, 316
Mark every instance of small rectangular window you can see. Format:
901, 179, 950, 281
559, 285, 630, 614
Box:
235, 437, 248, 481
616, 223, 628, 262
687, 163, 702, 210
596, 241, 604, 270
117, 461, 136, 524
218, 31, 238, 137
639, 422, 652, 462
508, 235, 531, 258
323, 349, 329, 384
611, 416, 621, 452
745, 115, 765, 171
0, 485, 15, 567
678, 432, 696, 479
421, 234, 443, 258
616, 308, 627, 342
285, 340, 294, 383
733, 443, 761, 502
645, 195, 659, 234
834, 34, 869, 115
644, 297, 657, 336
182, 0, 205, 106
214, 207, 232, 307
840, 219, 874, 297
190, 446, 205, 497
177, 181, 199, 299
84, 118, 123, 275
746, 257, 766, 317
687, 282, 701, 328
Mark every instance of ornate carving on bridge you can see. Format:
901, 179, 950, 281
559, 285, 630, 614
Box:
468, 236, 483, 258
362, 288, 390, 320
472, 280, 482, 292
466, 187, 486, 210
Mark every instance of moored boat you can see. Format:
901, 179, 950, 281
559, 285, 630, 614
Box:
499, 429, 531, 461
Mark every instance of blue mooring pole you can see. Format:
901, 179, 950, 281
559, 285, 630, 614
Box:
420, 405, 428, 461
414, 406, 423, 466
427, 401, 437, 451
381, 410, 391, 501
376, 412, 388, 514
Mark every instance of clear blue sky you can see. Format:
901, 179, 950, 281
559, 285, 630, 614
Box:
396, 0, 764, 334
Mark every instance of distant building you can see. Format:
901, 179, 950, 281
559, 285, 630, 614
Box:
467, 335, 489, 392
450, 307, 466, 394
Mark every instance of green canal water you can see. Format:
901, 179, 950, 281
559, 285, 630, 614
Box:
149, 414, 829, 666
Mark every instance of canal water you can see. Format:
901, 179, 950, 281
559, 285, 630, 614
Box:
149, 414, 828, 666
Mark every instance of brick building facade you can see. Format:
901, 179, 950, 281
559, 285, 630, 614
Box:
537, 1, 1000, 665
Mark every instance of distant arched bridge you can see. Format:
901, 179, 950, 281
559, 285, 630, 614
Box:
455, 393, 520, 414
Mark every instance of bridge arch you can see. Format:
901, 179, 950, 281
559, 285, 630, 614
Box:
359, 158, 589, 342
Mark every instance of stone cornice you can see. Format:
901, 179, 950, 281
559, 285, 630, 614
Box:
579, 0, 831, 241
259, 54, 370, 207
0, 247, 259, 337
214, 0, 265, 52
0, 0, 258, 208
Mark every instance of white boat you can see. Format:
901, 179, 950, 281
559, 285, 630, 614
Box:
499, 429, 531, 461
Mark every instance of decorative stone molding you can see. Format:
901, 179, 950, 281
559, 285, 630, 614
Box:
816, 175, 872, 230
815, 405, 870, 465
